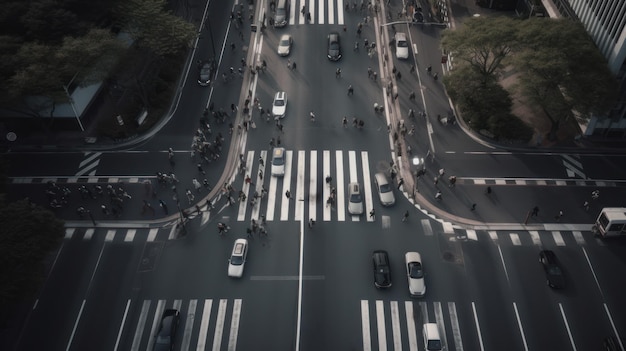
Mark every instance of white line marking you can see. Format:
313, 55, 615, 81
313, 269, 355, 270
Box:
147, 228, 158, 242
105, 229, 116, 242
509, 233, 521, 246
558, 303, 577, 351
529, 231, 541, 246
361, 300, 371, 351
309, 151, 317, 221
124, 229, 136, 242
512, 302, 529, 351
130, 300, 150, 351
362, 152, 374, 222
196, 299, 213, 351
227, 299, 242, 351
390, 301, 402, 350
434, 302, 447, 350
181, 299, 197, 351
604, 303, 625, 351
552, 231, 565, 246
280, 151, 293, 221
212, 299, 228, 351
114, 299, 131, 351
405, 301, 418, 351
336, 150, 346, 221
421, 219, 433, 236
295, 150, 306, 221
323, 150, 331, 221
471, 302, 485, 351
65, 300, 86, 351
448, 302, 464, 351
375, 300, 387, 351
466, 229, 477, 241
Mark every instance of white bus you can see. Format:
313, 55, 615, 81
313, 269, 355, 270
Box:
593, 207, 626, 237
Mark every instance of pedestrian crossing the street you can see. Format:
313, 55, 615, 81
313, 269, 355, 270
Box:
360, 300, 461, 351
287, 0, 349, 25
64, 226, 177, 243
126, 298, 242, 351
227, 149, 379, 223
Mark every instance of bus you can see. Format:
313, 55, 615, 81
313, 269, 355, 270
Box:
593, 207, 626, 237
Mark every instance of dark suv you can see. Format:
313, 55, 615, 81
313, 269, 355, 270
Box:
372, 250, 392, 288
327, 32, 342, 61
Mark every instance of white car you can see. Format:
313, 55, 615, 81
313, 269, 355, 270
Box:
271, 147, 286, 177
277, 34, 293, 56
228, 239, 248, 278
348, 182, 364, 215
272, 91, 287, 119
395, 32, 409, 60
405, 252, 425, 297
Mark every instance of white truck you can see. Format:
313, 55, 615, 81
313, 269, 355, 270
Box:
593, 207, 626, 237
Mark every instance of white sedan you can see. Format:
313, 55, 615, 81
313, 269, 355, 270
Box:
272, 91, 287, 119
228, 239, 248, 278
405, 252, 425, 297
277, 34, 293, 56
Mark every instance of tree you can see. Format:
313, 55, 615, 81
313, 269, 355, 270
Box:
512, 19, 618, 140
0, 196, 64, 310
441, 17, 519, 79
116, 0, 196, 57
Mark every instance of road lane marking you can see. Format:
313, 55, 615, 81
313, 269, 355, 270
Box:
572, 231, 585, 245
559, 303, 578, 351
529, 231, 541, 246
323, 150, 331, 221
421, 219, 433, 236
361, 300, 372, 351
280, 151, 293, 221
348, 151, 359, 222
471, 302, 486, 351
250, 275, 325, 281
105, 229, 116, 242
130, 300, 150, 351
405, 301, 418, 351
362, 151, 374, 222
181, 299, 197, 351
114, 299, 131, 351
65, 300, 86, 351
124, 229, 136, 242
448, 302, 464, 351
309, 151, 317, 221
227, 299, 242, 351
212, 299, 228, 351
434, 302, 447, 350
196, 299, 213, 351
552, 231, 565, 246
295, 150, 306, 221
390, 301, 402, 350
375, 300, 387, 351
336, 150, 346, 221
509, 233, 521, 246
147, 228, 158, 242
512, 302, 529, 351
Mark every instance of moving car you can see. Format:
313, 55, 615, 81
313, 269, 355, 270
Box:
539, 250, 565, 289
271, 147, 286, 177
274, 0, 290, 27
423, 323, 443, 350
228, 239, 248, 278
405, 252, 426, 297
374, 173, 395, 206
272, 91, 287, 119
197, 61, 213, 86
154, 309, 180, 351
395, 32, 409, 59
372, 250, 392, 288
327, 32, 342, 61
277, 34, 293, 56
347, 182, 364, 215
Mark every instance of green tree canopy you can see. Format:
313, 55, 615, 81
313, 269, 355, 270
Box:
0, 196, 64, 309
116, 0, 196, 57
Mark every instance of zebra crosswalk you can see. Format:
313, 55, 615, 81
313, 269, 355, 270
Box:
224, 149, 381, 223
453, 228, 601, 247
126, 298, 242, 351
360, 300, 461, 351
286, 0, 351, 25
64, 226, 177, 243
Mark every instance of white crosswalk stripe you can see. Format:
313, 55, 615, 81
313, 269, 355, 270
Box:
63, 226, 174, 243
234, 150, 379, 222
447, 228, 599, 247
126, 298, 243, 351
360, 300, 462, 351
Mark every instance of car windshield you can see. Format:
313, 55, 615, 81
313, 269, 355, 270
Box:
408, 262, 423, 278
330, 42, 339, 50
280, 39, 290, 46
548, 266, 562, 275
274, 100, 285, 106
397, 40, 408, 48
427, 340, 442, 350
230, 256, 243, 265
350, 193, 362, 203
273, 157, 284, 166
379, 183, 392, 193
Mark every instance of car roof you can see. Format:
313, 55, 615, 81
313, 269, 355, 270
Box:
233, 239, 248, 254
273, 147, 285, 157
349, 182, 360, 192
329, 32, 339, 40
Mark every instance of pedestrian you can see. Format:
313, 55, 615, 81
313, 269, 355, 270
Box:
335, 68, 341, 78
76, 206, 86, 218
434, 176, 439, 186
342, 116, 348, 127
259, 155, 264, 166
433, 72, 438, 80
402, 210, 409, 222
203, 179, 211, 190
396, 71, 402, 80
367, 67, 373, 78
196, 204, 202, 215
347, 85, 354, 96
470, 203, 476, 211
285, 190, 291, 199
309, 218, 315, 228
159, 200, 169, 214
369, 209, 376, 220
531, 206, 539, 217
583, 201, 590, 211
247, 227, 253, 239
485, 186, 492, 195
231, 42, 236, 51
101, 204, 110, 216
259, 169, 263, 181
555, 210, 563, 221
372, 72, 377, 81
193, 178, 202, 192
310, 111, 316, 122
287, 59, 292, 70
438, 168, 445, 178
292, 61, 297, 70
197, 163, 205, 175
410, 64, 415, 73
260, 214, 266, 224
591, 189, 600, 199
397, 177, 404, 190
409, 91, 416, 101
186, 189, 195, 204
245, 175, 254, 186
435, 191, 442, 200
448, 176, 457, 187
325, 175, 333, 186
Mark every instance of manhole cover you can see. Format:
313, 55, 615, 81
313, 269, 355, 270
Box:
443, 251, 455, 261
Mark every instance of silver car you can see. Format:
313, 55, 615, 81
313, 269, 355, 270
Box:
271, 147, 286, 177
228, 239, 248, 278
277, 34, 292, 56
348, 182, 364, 215
405, 252, 425, 297
374, 173, 395, 206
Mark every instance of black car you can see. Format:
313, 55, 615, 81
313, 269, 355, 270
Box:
372, 250, 392, 288
198, 61, 213, 86
539, 250, 565, 289
327, 32, 342, 61
154, 309, 180, 351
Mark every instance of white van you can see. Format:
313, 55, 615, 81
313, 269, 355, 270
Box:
423, 323, 442, 350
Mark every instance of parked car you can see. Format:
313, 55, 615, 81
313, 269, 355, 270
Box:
272, 91, 287, 119
405, 252, 425, 297
348, 182, 364, 215
277, 34, 293, 56
327, 32, 342, 61
154, 309, 180, 351
539, 250, 565, 289
271, 147, 286, 177
372, 250, 392, 288
228, 239, 249, 278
